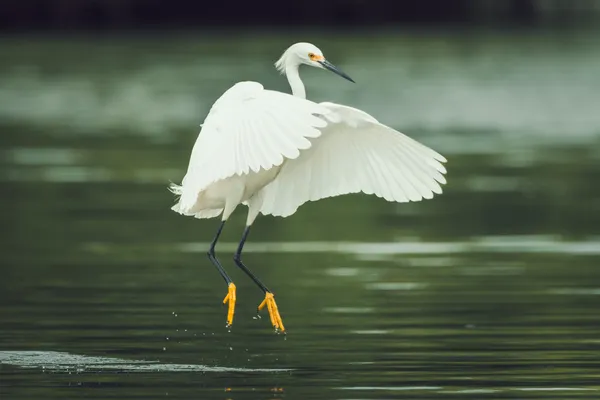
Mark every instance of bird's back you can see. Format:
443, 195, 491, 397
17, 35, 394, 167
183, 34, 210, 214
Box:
170, 81, 332, 217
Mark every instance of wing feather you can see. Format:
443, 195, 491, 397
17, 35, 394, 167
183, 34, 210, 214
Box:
393, 145, 443, 194
391, 145, 435, 199
175, 81, 331, 213
257, 102, 447, 217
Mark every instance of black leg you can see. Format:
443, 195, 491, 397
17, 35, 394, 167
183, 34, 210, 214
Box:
207, 220, 233, 285
233, 225, 271, 293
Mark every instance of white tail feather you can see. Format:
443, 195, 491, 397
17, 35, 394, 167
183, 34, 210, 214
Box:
168, 182, 183, 196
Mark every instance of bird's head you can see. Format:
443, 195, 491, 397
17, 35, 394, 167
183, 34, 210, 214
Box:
275, 42, 355, 83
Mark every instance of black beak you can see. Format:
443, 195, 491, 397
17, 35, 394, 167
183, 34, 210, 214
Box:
318, 59, 355, 83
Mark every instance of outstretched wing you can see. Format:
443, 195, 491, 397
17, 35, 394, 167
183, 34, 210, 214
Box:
175, 81, 331, 212
257, 102, 448, 217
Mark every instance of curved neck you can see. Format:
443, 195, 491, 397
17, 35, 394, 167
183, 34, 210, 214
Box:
285, 64, 306, 99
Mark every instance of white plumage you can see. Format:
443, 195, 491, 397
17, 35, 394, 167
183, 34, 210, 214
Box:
169, 42, 447, 333
257, 102, 447, 217
171, 81, 333, 222
171, 45, 447, 225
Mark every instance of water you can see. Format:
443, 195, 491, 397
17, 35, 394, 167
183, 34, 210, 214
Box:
1, 30, 600, 399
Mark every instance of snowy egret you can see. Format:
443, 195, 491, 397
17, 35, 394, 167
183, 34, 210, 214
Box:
170, 42, 447, 333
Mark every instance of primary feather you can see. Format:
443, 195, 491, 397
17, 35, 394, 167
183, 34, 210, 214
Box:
257, 102, 447, 217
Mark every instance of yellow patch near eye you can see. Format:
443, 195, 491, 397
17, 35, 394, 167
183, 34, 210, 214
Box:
309, 53, 324, 61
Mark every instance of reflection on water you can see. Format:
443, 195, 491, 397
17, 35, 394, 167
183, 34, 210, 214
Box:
173, 237, 600, 255
0, 351, 290, 373
1, 30, 600, 399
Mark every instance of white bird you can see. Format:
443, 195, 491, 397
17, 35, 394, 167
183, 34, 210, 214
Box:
170, 42, 447, 333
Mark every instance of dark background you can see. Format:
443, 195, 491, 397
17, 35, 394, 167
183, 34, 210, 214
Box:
2, 0, 600, 30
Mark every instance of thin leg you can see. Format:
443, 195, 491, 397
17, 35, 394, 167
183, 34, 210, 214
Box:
233, 225, 285, 333
233, 226, 270, 293
207, 220, 232, 285
207, 220, 236, 328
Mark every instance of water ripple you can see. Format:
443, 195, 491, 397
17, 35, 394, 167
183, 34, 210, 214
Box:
0, 351, 290, 373
338, 386, 443, 391
365, 282, 427, 290
174, 237, 600, 255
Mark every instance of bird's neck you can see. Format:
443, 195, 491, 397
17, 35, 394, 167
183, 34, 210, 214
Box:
285, 64, 306, 99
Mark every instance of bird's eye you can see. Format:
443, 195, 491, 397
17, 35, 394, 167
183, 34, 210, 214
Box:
308, 53, 315, 59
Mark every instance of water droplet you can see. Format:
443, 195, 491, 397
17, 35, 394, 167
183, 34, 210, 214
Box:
229, 347, 233, 351
166, 337, 169, 340
162, 347, 166, 351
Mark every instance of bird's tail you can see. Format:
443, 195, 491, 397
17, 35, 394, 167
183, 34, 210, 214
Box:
168, 182, 222, 218
168, 182, 184, 214
168, 182, 183, 196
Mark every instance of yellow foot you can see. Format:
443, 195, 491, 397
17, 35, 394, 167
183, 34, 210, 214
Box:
222, 283, 236, 328
258, 292, 285, 333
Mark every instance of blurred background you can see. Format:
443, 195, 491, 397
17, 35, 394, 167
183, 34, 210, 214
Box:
1, 1, 600, 399
3, 0, 600, 29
